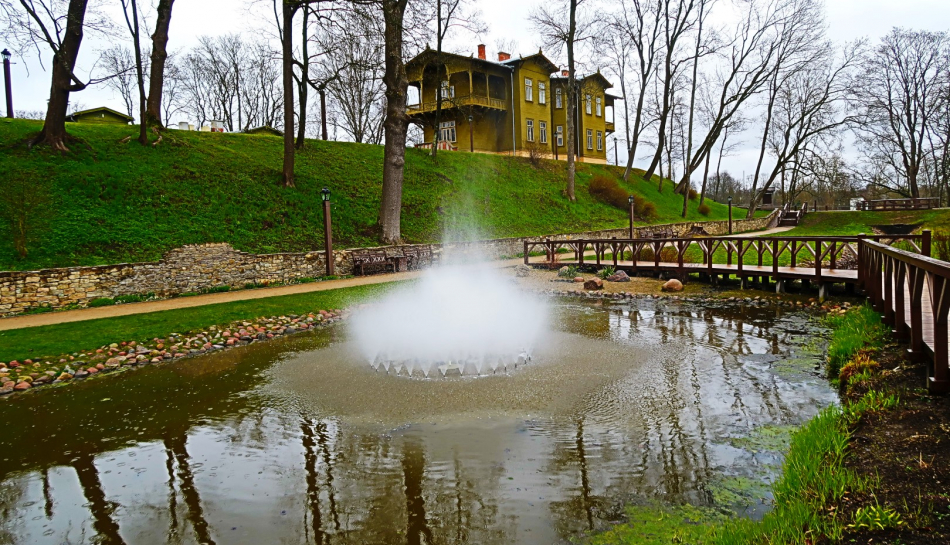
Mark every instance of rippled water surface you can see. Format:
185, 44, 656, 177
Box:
0, 298, 836, 544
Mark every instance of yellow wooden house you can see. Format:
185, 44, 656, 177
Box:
67, 107, 133, 125
406, 45, 617, 164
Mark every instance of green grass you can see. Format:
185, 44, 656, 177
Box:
781, 210, 950, 237
0, 119, 742, 271
0, 282, 397, 362
824, 306, 890, 378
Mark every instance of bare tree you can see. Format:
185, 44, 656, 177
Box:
532, 0, 597, 202
852, 28, 949, 198
1, 0, 104, 150
145, 0, 176, 127
120, 0, 149, 145
101, 46, 137, 118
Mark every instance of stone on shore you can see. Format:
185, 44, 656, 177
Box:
606, 271, 631, 283
584, 278, 604, 290
662, 279, 684, 292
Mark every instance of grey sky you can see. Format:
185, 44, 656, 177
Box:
4, 0, 950, 177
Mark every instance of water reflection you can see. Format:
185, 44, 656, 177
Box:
0, 299, 835, 544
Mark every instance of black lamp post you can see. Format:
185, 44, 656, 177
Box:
2, 49, 13, 119
468, 114, 474, 152
629, 195, 636, 239
321, 188, 334, 277
728, 195, 733, 235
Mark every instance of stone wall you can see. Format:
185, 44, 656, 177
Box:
0, 210, 779, 316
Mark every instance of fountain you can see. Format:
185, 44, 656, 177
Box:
349, 263, 548, 378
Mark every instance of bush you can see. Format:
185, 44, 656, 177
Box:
698, 203, 711, 216
636, 197, 657, 221
688, 189, 699, 200
114, 293, 154, 304
597, 266, 616, 279
88, 298, 116, 308
588, 175, 630, 209
558, 265, 580, 278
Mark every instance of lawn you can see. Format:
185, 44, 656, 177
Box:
0, 119, 747, 271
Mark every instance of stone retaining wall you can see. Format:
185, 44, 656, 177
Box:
0, 210, 779, 316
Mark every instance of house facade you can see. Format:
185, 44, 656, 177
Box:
406, 45, 617, 164
67, 107, 133, 125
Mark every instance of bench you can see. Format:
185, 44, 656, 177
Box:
652, 226, 675, 239
402, 246, 438, 270
352, 250, 397, 276
686, 225, 709, 238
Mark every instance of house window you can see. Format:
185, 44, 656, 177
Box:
539, 82, 547, 105
596, 97, 602, 117
587, 129, 593, 150
539, 121, 548, 144
440, 121, 456, 143
440, 80, 455, 99
556, 125, 564, 147
586, 94, 592, 115
555, 88, 563, 109
597, 131, 603, 151
525, 78, 533, 102
526, 119, 535, 142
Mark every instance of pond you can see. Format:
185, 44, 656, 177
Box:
0, 298, 836, 544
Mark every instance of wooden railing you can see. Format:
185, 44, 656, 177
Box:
407, 94, 508, 114
525, 234, 928, 282
856, 198, 940, 211
859, 237, 949, 392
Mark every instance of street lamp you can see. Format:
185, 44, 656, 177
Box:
468, 114, 474, 153
321, 188, 334, 277
628, 195, 636, 239
2, 49, 13, 119
728, 195, 733, 235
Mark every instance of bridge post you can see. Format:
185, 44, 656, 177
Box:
923, 229, 932, 258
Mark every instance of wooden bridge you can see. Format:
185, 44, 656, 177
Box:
525, 231, 950, 393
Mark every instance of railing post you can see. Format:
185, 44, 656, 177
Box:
737, 241, 744, 274
815, 240, 822, 283
894, 260, 908, 341
857, 234, 866, 290
772, 239, 779, 278
930, 275, 950, 393
923, 229, 932, 258
578, 240, 585, 265
908, 265, 926, 362
883, 255, 894, 326
678, 240, 685, 281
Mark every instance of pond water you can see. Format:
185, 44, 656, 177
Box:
0, 298, 836, 545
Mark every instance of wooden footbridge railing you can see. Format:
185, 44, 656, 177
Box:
859, 237, 950, 393
526, 231, 950, 393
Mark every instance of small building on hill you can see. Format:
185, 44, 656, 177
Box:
67, 107, 133, 125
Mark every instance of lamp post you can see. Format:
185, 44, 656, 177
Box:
468, 114, 474, 153
728, 195, 733, 235
2, 49, 13, 119
629, 195, 636, 239
321, 188, 334, 277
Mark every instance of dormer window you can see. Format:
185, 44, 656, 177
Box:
539, 82, 547, 105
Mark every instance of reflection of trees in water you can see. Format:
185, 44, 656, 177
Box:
72, 453, 126, 545
0, 477, 27, 543
164, 434, 217, 545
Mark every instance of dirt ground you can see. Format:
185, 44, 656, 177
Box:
832, 350, 950, 544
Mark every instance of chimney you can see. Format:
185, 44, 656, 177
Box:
498, 51, 511, 62
477, 44, 486, 60
561, 70, 569, 77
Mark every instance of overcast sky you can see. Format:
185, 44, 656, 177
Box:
5, 0, 950, 178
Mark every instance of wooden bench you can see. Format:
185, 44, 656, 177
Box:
652, 226, 675, 239
402, 246, 437, 270
686, 225, 709, 238
352, 250, 397, 276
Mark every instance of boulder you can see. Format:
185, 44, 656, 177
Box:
573, 277, 585, 283
662, 279, 684, 292
606, 271, 631, 283
515, 264, 532, 278
584, 278, 604, 290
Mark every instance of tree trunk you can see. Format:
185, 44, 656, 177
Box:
378, 0, 410, 244
643, 53, 672, 182
123, 0, 149, 145
296, 7, 309, 149
281, 0, 297, 187
33, 0, 89, 152
145, 0, 175, 127
699, 142, 712, 205
320, 87, 328, 140
565, 0, 578, 202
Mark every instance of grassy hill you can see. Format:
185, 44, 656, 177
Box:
0, 119, 739, 271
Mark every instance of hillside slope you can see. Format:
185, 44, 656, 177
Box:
0, 119, 736, 271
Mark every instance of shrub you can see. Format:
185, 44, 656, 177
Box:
202, 285, 231, 294
88, 298, 115, 308
934, 229, 950, 261
688, 189, 699, 200
698, 203, 711, 216
114, 293, 153, 304
588, 175, 630, 209
558, 265, 580, 278
597, 266, 616, 279
838, 350, 880, 386
636, 198, 657, 221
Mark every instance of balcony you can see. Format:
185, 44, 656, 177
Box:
605, 120, 615, 133
408, 94, 508, 115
